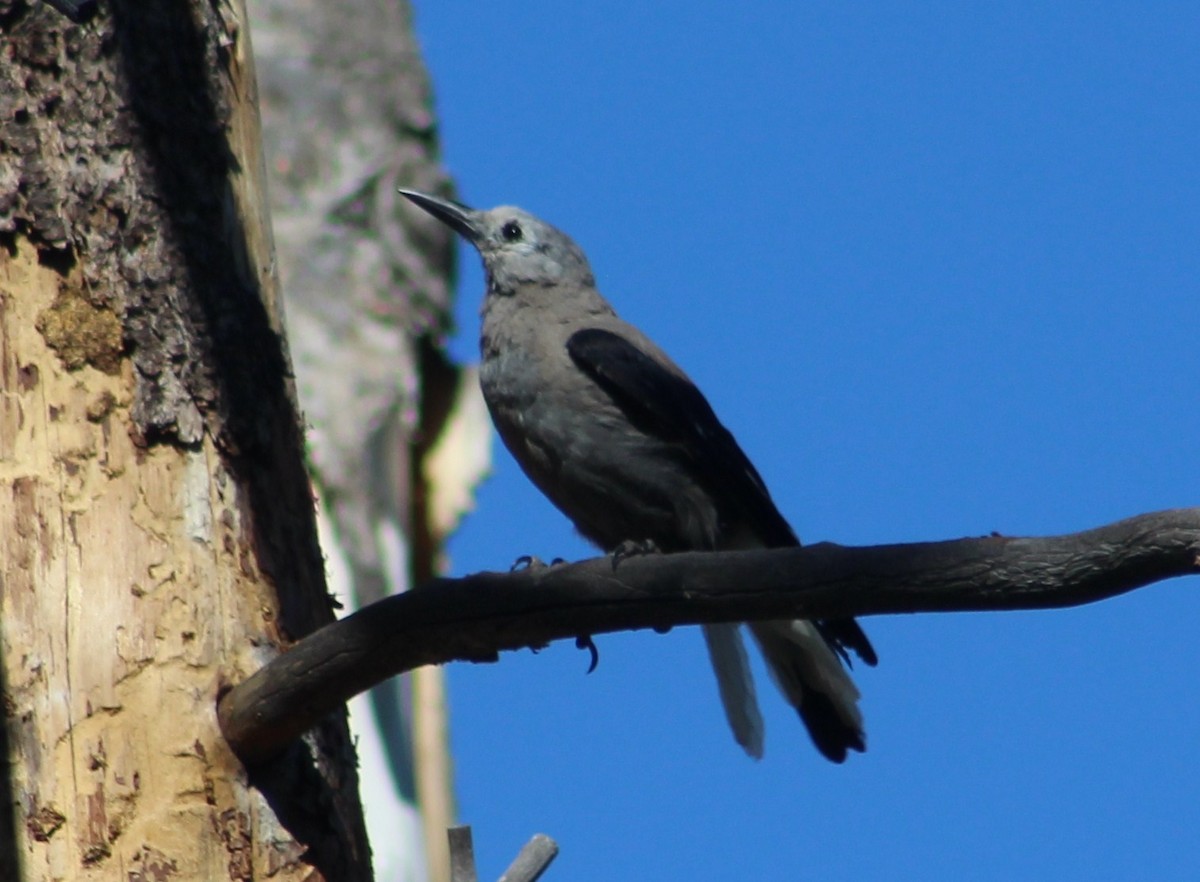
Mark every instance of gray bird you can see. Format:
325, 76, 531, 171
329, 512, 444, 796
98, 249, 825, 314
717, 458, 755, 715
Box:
399, 189, 877, 761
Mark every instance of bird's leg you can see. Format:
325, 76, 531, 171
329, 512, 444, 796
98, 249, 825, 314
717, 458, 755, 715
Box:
575, 635, 600, 673
610, 538, 662, 571
510, 555, 590, 664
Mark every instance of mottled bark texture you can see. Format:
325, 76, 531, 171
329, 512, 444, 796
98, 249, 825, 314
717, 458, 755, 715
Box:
1, 2, 369, 879
251, 1, 482, 879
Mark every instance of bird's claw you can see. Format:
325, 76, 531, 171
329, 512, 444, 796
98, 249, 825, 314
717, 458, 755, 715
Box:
610, 538, 661, 571
511, 554, 540, 572
511, 555, 569, 572
575, 635, 600, 673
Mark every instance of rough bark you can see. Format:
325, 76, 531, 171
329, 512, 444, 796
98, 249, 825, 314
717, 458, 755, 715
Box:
1, 2, 368, 879
219, 508, 1200, 763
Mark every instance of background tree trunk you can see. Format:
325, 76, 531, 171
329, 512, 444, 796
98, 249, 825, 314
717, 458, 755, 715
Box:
1, 2, 370, 879
250, 0, 488, 879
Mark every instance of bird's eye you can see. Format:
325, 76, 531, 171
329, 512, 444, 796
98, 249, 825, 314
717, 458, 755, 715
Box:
501, 220, 523, 242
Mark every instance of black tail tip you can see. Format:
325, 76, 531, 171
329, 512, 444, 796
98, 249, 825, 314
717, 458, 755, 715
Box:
798, 692, 867, 763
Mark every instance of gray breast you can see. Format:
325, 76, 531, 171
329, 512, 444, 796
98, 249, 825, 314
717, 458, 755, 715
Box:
480, 347, 719, 551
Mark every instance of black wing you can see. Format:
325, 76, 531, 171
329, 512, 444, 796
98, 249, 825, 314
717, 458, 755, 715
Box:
567, 327, 798, 548
567, 327, 877, 668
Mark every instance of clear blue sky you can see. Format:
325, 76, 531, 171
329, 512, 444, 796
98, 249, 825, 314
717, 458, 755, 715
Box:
412, 4, 1200, 880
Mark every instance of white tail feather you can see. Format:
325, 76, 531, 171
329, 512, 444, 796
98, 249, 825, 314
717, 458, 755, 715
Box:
701, 623, 764, 759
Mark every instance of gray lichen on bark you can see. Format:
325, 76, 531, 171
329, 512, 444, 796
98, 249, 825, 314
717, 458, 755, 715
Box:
1, 1, 284, 451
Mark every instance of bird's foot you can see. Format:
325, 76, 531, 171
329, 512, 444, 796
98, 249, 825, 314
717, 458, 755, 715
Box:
610, 538, 661, 571
511, 554, 567, 572
575, 635, 600, 673
511, 554, 542, 572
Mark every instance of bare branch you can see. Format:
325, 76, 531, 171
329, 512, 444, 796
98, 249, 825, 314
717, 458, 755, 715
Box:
448, 826, 478, 882
498, 834, 559, 882
218, 508, 1200, 764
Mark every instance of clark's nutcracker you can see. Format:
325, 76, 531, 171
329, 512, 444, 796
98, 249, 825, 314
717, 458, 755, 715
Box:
400, 189, 877, 761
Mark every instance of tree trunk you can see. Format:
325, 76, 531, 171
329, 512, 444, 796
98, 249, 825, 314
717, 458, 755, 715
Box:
1, 2, 370, 879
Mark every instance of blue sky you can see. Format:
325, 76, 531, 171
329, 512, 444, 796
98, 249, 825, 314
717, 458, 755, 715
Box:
411, 4, 1200, 880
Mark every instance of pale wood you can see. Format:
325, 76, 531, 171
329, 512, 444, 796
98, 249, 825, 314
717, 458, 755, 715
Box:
0, 224, 297, 881
415, 665, 456, 882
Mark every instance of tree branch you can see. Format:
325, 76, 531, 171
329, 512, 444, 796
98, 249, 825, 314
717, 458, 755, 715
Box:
218, 508, 1200, 763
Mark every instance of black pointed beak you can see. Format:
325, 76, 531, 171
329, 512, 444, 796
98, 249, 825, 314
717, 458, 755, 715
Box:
398, 189, 482, 243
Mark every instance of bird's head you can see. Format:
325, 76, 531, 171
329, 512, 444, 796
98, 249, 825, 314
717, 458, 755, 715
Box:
399, 189, 596, 296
